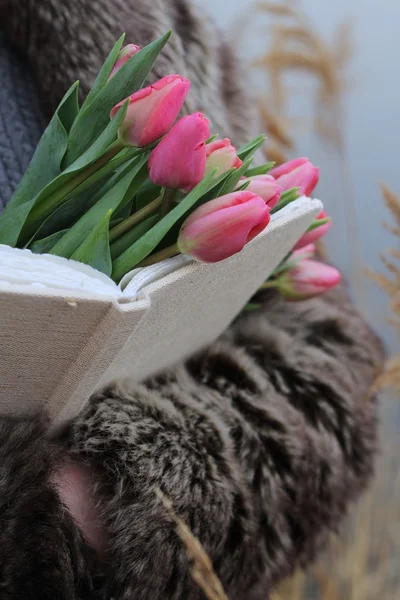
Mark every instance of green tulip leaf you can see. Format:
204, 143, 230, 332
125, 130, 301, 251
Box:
50, 155, 148, 258
0, 203, 40, 247
63, 31, 172, 166
59, 103, 129, 175
205, 134, 219, 144
57, 82, 80, 134
216, 157, 253, 197
114, 197, 135, 221
4, 81, 79, 214
237, 134, 267, 161
235, 180, 251, 192
27, 155, 140, 247
135, 180, 162, 210
246, 162, 276, 177
15, 103, 129, 245
30, 230, 69, 254
193, 168, 236, 206
71, 210, 113, 276
270, 187, 300, 214
110, 215, 158, 259
55, 149, 140, 208
27, 188, 103, 246
112, 170, 217, 282
81, 34, 125, 111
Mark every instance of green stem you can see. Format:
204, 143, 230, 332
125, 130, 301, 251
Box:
137, 243, 180, 267
307, 217, 330, 232
109, 193, 163, 242
243, 303, 262, 312
260, 280, 279, 290
62, 148, 140, 202
159, 188, 177, 218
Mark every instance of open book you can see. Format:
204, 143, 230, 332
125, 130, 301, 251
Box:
0, 197, 322, 425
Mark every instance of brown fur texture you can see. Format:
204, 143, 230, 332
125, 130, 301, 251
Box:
59, 291, 381, 599
0, 0, 383, 598
0, 416, 98, 599
0, 0, 255, 147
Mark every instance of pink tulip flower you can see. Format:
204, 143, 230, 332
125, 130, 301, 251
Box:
178, 190, 270, 263
149, 113, 210, 192
269, 157, 309, 179
270, 157, 319, 197
276, 259, 341, 300
111, 74, 190, 147
239, 174, 282, 209
205, 138, 242, 176
109, 44, 141, 79
293, 210, 332, 250
290, 243, 316, 262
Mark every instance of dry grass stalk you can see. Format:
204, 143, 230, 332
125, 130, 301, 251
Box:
313, 565, 341, 600
237, 0, 353, 162
259, 103, 293, 148
150, 5, 398, 600
262, 143, 288, 165
369, 184, 400, 395
154, 489, 229, 600
255, 2, 297, 17
246, 5, 398, 597
382, 184, 400, 227
373, 357, 400, 394
275, 569, 307, 598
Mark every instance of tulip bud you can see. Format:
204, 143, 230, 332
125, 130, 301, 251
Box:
290, 243, 316, 262
293, 210, 332, 250
178, 191, 270, 263
110, 74, 190, 147
148, 113, 210, 192
205, 138, 242, 176
270, 157, 319, 197
269, 157, 308, 178
275, 259, 341, 300
239, 174, 281, 209
109, 44, 141, 79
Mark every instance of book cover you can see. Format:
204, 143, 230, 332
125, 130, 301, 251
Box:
0, 197, 322, 424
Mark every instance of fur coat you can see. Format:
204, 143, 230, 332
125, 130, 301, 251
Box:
0, 1, 383, 598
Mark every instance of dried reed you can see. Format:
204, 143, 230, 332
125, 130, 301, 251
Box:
163, 3, 399, 600
230, 0, 353, 163
368, 185, 400, 395
237, 2, 400, 599
155, 489, 228, 600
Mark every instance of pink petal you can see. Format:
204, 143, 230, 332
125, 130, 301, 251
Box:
270, 157, 309, 178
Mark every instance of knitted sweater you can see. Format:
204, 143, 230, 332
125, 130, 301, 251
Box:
0, 1, 383, 599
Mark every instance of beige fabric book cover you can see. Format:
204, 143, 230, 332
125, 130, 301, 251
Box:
0, 197, 322, 424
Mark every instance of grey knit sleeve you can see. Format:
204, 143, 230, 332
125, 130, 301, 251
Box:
64, 287, 382, 599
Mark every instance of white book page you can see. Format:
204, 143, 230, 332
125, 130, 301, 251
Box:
0, 245, 122, 299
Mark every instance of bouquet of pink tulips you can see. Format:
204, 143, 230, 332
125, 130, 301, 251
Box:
0, 31, 340, 301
